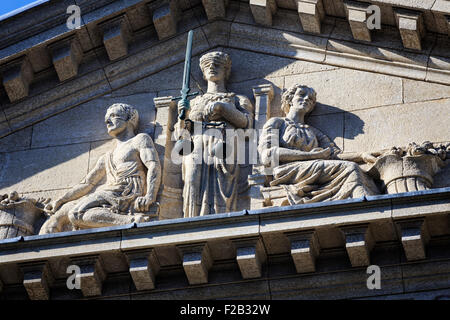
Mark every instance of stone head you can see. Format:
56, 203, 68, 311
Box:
281, 84, 317, 116
105, 103, 139, 137
199, 51, 232, 82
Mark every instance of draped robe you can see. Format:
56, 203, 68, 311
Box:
258, 117, 378, 205
176, 92, 253, 217
89, 151, 146, 213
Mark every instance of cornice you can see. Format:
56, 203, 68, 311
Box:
0, 0, 448, 139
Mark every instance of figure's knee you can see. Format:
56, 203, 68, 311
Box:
68, 207, 84, 224
39, 211, 69, 234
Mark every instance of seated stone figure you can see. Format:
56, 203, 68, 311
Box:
258, 84, 378, 205
39, 103, 161, 234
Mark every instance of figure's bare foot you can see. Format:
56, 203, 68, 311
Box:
132, 214, 151, 224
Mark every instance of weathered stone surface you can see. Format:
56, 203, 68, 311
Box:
401, 259, 450, 294
447, 15, 450, 36
4, 66, 111, 134
297, 0, 325, 34
229, 22, 328, 63
394, 9, 426, 50
0, 126, 32, 152
0, 112, 10, 138
249, 0, 277, 26
230, 75, 283, 110
285, 68, 403, 113
340, 224, 374, 267
403, 79, 450, 103
153, 96, 182, 220
343, 0, 372, 42
152, 1, 180, 40
367, 142, 447, 194
70, 255, 106, 297
19, 261, 53, 300
125, 249, 160, 291
396, 219, 429, 261
433, 160, 450, 189
99, 14, 132, 61
31, 93, 156, 148
1, 56, 33, 103
48, 36, 83, 82
253, 84, 274, 130
109, 61, 198, 97
0, 143, 90, 195
285, 230, 320, 273
307, 112, 344, 151
344, 99, 450, 153
177, 242, 213, 285
202, 0, 227, 20
326, 17, 433, 81
232, 237, 266, 279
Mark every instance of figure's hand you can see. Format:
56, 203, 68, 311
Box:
134, 195, 155, 212
205, 101, 224, 120
360, 152, 379, 164
177, 99, 189, 114
310, 147, 332, 159
44, 199, 64, 215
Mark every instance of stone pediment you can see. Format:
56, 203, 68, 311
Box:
0, 0, 449, 139
0, 0, 449, 301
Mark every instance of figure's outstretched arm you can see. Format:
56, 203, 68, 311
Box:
46, 155, 106, 213
334, 151, 381, 164
134, 134, 162, 212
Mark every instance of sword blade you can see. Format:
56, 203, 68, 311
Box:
181, 30, 194, 96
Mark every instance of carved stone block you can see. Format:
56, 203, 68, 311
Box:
152, 1, 180, 40
249, 0, 277, 26
70, 255, 106, 297
252, 84, 274, 130
48, 35, 83, 82
232, 237, 266, 279
1, 56, 33, 102
297, 0, 325, 34
446, 15, 450, 37
396, 219, 430, 261
125, 249, 160, 291
19, 261, 53, 300
394, 9, 425, 51
99, 14, 132, 61
202, 0, 227, 20
285, 230, 320, 273
343, 0, 372, 42
340, 224, 374, 267
248, 174, 267, 210
177, 242, 213, 285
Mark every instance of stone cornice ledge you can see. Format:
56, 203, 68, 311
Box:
0, 188, 448, 295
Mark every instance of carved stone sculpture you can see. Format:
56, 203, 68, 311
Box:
0, 192, 49, 239
367, 142, 449, 194
174, 51, 254, 217
257, 84, 378, 206
39, 103, 161, 234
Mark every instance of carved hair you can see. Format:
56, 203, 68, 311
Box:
281, 84, 317, 115
107, 103, 139, 133
199, 51, 232, 80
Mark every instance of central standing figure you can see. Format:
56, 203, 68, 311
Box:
176, 51, 253, 217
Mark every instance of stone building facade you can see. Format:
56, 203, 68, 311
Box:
0, 0, 449, 300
